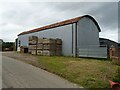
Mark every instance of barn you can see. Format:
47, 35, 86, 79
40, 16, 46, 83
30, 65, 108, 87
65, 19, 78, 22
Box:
17, 15, 107, 58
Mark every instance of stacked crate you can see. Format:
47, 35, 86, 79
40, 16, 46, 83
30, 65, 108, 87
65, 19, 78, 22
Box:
42, 38, 56, 56
37, 38, 43, 55
28, 36, 38, 55
55, 39, 62, 56
28, 36, 62, 56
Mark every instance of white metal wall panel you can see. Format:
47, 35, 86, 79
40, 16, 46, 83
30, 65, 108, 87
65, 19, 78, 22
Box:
77, 17, 99, 48
78, 47, 107, 58
76, 17, 107, 58
18, 24, 74, 56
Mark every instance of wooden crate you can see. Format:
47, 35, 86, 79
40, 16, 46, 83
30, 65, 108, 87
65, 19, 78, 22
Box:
38, 38, 43, 44
28, 49, 32, 54
28, 37, 62, 56
29, 36, 38, 45
29, 45, 37, 49
29, 36, 38, 41
37, 44, 43, 49
43, 44, 55, 50
56, 39, 62, 45
56, 45, 62, 49
29, 40, 37, 45
31, 50, 37, 55
43, 38, 56, 44
37, 50, 43, 55
42, 50, 55, 56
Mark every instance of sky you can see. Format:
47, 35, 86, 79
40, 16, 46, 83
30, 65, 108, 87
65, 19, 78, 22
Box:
0, 1, 119, 43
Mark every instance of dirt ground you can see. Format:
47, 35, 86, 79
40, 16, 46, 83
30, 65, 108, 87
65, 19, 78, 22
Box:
2, 51, 40, 67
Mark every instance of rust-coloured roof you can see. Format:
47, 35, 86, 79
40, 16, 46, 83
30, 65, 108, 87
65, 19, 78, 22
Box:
18, 15, 101, 36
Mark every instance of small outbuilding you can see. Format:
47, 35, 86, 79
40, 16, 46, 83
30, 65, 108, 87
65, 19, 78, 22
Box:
99, 38, 120, 59
17, 15, 107, 58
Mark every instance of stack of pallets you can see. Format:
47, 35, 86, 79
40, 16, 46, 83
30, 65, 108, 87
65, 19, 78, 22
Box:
28, 36, 62, 56
42, 38, 56, 56
55, 39, 62, 56
28, 36, 38, 55
37, 38, 43, 55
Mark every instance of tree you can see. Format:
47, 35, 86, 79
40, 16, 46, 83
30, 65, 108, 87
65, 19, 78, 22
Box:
2, 42, 14, 51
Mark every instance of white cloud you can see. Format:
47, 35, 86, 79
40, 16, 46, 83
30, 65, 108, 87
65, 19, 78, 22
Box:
0, 2, 119, 43
0, 23, 24, 42
0, 0, 119, 2
99, 28, 118, 42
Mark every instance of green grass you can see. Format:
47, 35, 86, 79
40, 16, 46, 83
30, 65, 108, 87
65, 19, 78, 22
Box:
36, 56, 120, 88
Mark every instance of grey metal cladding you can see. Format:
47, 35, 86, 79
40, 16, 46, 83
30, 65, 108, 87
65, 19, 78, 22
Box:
77, 17, 99, 48
18, 24, 73, 56
18, 17, 101, 57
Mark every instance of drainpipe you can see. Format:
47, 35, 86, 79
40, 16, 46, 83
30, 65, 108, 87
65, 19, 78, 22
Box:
72, 23, 73, 56
75, 22, 78, 57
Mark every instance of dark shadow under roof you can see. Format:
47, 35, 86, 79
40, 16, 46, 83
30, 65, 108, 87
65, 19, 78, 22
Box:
18, 15, 101, 36
99, 38, 119, 44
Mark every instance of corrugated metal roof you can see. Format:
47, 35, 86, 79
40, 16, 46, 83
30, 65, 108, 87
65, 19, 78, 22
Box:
18, 15, 101, 36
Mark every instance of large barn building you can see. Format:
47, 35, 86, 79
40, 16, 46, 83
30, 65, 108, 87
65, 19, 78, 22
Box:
17, 15, 107, 58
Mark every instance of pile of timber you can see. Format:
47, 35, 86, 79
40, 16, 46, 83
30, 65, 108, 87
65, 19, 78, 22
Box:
28, 36, 62, 56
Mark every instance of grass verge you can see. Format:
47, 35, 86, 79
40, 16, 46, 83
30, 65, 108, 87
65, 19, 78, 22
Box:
36, 56, 120, 88
3, 52, 119, 88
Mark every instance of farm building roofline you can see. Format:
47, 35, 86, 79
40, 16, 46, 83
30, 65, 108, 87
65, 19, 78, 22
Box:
99, 38, 120, 44
18, 15, 101, 36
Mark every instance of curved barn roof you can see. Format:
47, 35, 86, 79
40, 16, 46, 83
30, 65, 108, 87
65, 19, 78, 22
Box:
18, 15, 101, 36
